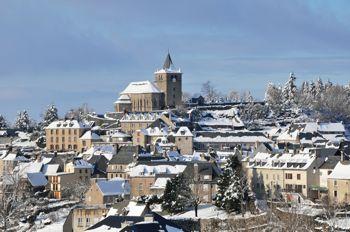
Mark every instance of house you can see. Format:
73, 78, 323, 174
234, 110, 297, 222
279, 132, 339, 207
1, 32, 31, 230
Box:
79, 131, 103, 152
327, 161, 350, 203
245, 150, 323, 199
129, 164, 187, 197
318, 155, 340, 190
120, 112, 162, 135
63, 205, 109, 232
194, 131, 271, 152
65, 159, 93, 183
107, 146, 139, 179
85, 178, 130, 205
45, 120, 90, 152
173, 127, 193, 155
86, 212, 184, 232
0, 153, 29, 176
48, 172, 77, 199
26, 172, 48, 192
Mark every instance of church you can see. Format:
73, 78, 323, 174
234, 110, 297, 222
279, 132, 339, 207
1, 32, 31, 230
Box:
114, 53, 183, 112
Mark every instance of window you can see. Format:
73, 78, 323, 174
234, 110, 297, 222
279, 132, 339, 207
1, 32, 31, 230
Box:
77, 218, 83, 227
334, 180, 337, 186
138, 183, 143, 192
297, 174, 301, 180
334, 191, 338, 197
285, 173, 293, 179
50, 137, 53, 143
68, 129, 71, 135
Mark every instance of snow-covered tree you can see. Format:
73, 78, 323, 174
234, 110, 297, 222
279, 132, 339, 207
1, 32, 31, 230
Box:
14, 110, 32, 132
65, 103, 92, 121
227, 90, 240, 103
41, 104, 58, 129
215, 151, 251, 214
265, 83, 284, 116
162, 173, 192, 214
282, 73, 297, 107
315, 77, 324, 99
0, 114, 8, 129
201, 81, 219, 103
0, 172, 35, 231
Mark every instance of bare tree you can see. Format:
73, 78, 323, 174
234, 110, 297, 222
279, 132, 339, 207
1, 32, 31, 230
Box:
0, 172, 35, 231
227, 90, 240, 103
65, 103, 93, 121
201, 81, 219, 103
61, 179, 91, 202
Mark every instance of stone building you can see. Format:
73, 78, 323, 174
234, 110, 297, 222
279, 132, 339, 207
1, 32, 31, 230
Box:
45, 120, 90, 152
114, 53, 182, 113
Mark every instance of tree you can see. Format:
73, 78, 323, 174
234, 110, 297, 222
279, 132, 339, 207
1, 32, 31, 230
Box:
282, 73, 297, 108
14, 110, 32, 132
182, 92, 191, 103
201, 81, 219, 103
65, 103, 92, 121
162, 173, 192, 214
40, 104, 58, 129
265, 83, 284, 116
0, 114, 8, 129
227, 90, 240, 103
0, 172, 35, 230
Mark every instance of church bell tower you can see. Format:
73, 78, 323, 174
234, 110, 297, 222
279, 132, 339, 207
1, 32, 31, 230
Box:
154, 52, 182, 108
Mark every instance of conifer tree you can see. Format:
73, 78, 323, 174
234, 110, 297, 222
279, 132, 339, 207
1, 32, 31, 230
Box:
14, 110, 32, 132
162, 173, 192, 214
0, 114, 7, 129
41, 104, 58, 129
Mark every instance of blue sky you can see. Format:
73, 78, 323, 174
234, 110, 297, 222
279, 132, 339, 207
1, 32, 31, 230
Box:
1, 0, 350, 121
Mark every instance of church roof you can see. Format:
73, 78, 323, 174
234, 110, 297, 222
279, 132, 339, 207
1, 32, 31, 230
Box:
155, 52, 181, 74
120, 81, 162, 94
163, 52, 173, 69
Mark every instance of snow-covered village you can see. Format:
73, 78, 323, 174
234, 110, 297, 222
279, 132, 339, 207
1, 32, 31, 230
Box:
1, 1, 350, 232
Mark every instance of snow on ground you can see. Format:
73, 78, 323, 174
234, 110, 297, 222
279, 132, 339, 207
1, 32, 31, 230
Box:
168, 204, 229, 219
34, 207, 71, 232
278, 204, 324, 217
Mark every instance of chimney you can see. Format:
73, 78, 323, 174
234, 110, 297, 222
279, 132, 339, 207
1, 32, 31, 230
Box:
144, 214, 154, 222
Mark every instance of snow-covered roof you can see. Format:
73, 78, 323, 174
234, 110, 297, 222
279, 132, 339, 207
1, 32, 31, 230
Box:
151, 177, 170, 189
46, 120, 90, 129
27, 172, 48, 187
120, 112, 162, 122
120, 81, 162, 94
174, 127, 193, 137
18, 162, 43, 177
318, 122, 345, 133
329, 162, 350, 179
80, 131, 102, 140
3, 153, 29, 162
72, 159, 93, 169
96, 178, 130, 196
141, 126, 169, 137
194, 135, 271, 143
247, 151, 316, 170
130, 164, 187, 177
110, 131, 131, 138
276, 129, 299, 142
42, 164, 60, 175
114, 94, 132, 104
126, 201, 147, 216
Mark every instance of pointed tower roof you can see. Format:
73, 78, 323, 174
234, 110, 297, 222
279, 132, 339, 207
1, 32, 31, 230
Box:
155, 52, 181, 74
163, 52, 173, 69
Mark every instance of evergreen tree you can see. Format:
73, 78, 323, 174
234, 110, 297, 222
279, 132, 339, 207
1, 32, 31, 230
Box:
282, 73, 297, 107
162, 173, 192, 214
41, 104, 58, 128
215, 151, 242, 209
0, 114, 7, 129
14, 110, 32, 132
215, 148, 252, 214
315, 77, 324, 99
